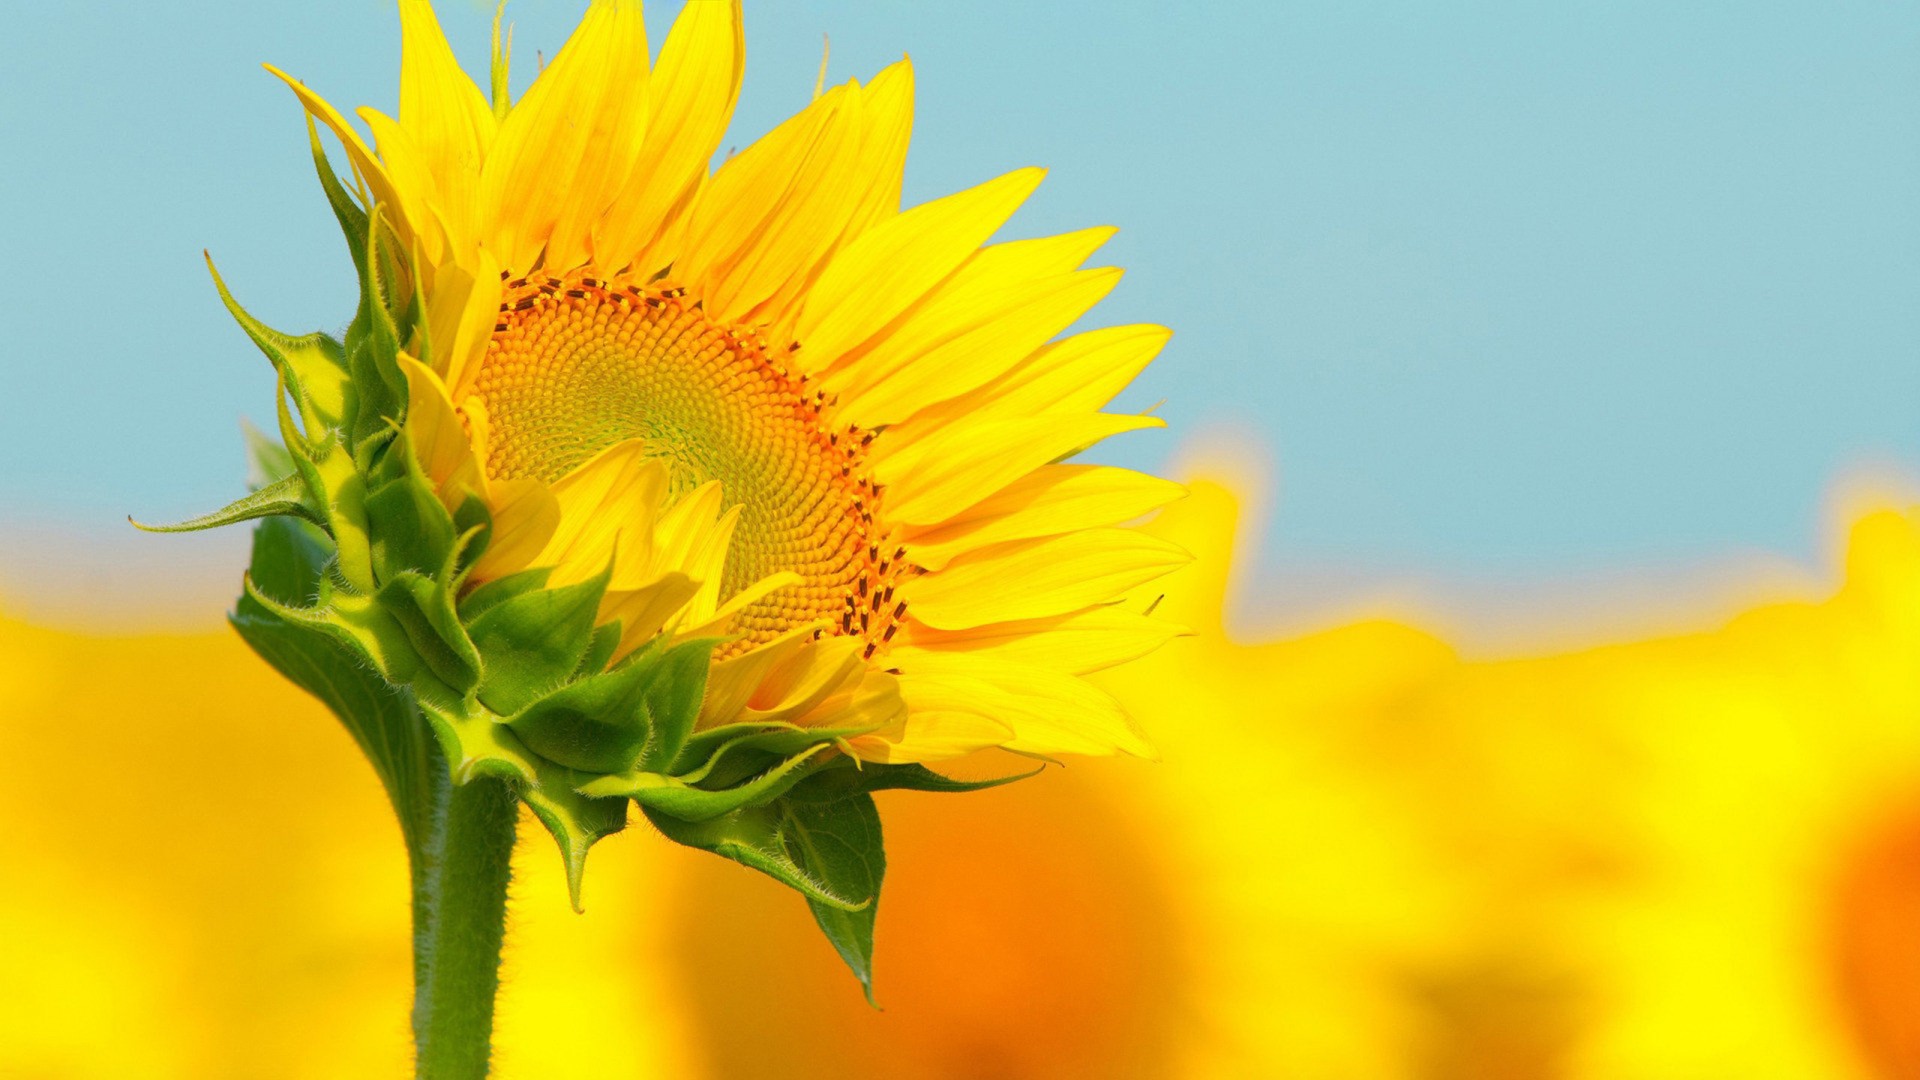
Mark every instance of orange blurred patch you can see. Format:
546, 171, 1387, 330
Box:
661, 764, 1187, 1080
1832, 800, 1920, 1080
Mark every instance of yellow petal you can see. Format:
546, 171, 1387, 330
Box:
265, 65, 404, 235
476, 0, 649, 272
902, 464, 1186, 570
900, 528, 1191, 630
358, 108, 455, 268
432, 248, 503, 398
419, 369, 551, 585
594, 0, 744, 274
896, 605, 1186, 675
903, 323, 1171, 439
602, 573, 702, 659
534, 439, 669, 586
471, 476, 561, 582
699, 626, 818, 727
674, 571, 802, 644
893, 652, 1152, 758
397, 0, 494, 245
398, 354, 478, 493
846, 668, 1015, 764
678, 82, 865, 325
744, 61, 915, 331
646, 482, 729, 596
793, 166, 1044, 368
814, 668, 908, 734
815, 224, 1114, 396
838, 58, 915, 240
832, 267, 1120, 426
877, 412, 1164, 527
739, 636, 867, 724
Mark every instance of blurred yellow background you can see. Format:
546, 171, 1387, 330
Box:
7, 468, 1920, 1079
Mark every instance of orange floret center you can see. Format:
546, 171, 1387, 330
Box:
474, 270, 910, 653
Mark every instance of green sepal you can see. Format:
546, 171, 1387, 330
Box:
501, 636, 715, 774
645, 792, 885, 1002
672, 717, 888, 779
341, 209, 410, 451
376, 570, 481, 697
580, 743, 833, 822
576, 621, 622, 680
205, 252, 350, 432
457, 566, 553, 622
240, 574, 392, 675
130, 472, 321, 534
794, 758, 1046, 800
467, 568, 609, 716
363, 452, 457, 582
307, 114, 370, 284
519, 756, 629, 914
237, 510, 331, 611
309, 134, 409, 452
412, 695, 630, 913
787, 793, 885, 1004
489, 2, 512, 121
299, 433, 376, 593
644, 798, 873, 913
240, 563, 472, 710
449, 493, 494, 579
631, 636, 719, 773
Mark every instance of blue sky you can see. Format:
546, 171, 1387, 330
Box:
3, 0, 1916, 606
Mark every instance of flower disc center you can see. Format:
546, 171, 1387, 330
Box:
475, 272, 901, 650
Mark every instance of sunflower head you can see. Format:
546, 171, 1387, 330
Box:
154, 0, 1188, 993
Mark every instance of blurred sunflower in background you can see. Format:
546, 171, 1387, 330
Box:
270, 0, 1186, 767
10, 463, 1920, 1078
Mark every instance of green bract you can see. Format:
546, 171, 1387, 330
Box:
144, 121, 1030, 998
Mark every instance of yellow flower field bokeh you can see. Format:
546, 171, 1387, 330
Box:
7, 462, 1920, 1078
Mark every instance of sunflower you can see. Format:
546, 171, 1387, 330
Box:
274, 0, 1187, 766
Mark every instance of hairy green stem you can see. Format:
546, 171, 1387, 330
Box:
411, 768, 518, 1080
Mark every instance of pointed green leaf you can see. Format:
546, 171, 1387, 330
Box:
633, 637, 719, 773
575, 621, 622, 680
501, 654, 660, 774
232, 518, 438, 854
519, 757, 629, 914
646, 793, 886, 1001
301, 435, 376, 592
457, 566, 555, 623
240, 513, 331, 606
582, 744, 831, 821
645, 801, 871, 913
205, 252, 349, 430
240, 575, 418, 685
449, 492, 493, 579
786, 793, 885, 1003
793, 759, 1046, 802
306, 114, 370, 281
500, 633, 715, 776
671, 717, 888, 779
131, 472, 321, 534
363, 467, 456, 582
468, 569, 608, 716
343, 208, 410, 448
